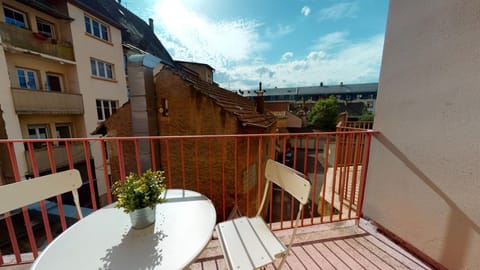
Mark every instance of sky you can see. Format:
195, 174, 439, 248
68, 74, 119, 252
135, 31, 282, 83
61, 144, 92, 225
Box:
124, 0, 389, 90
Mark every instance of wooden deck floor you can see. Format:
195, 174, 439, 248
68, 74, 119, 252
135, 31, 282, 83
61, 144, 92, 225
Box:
190, 219, 432, 270
2, 220, 432, 270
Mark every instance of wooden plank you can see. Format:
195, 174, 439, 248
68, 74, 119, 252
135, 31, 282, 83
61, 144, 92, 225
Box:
216, 220, 253, 270
291, 246, 320, 269
355, 237, 413, 270
323, 241, 365, 269
313, 242, 351, 270
233, 217, 273, 268
344, 238, 395, 270
302, 244, 336, 270
249, 217, 286, 258
363, 235, 431, 269
335, 240, 381, 270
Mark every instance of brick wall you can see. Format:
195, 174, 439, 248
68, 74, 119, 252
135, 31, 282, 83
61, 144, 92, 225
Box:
155, 69, 275, 220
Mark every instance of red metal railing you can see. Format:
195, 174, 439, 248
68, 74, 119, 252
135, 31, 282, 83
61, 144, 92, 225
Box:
0, 131, 374, 266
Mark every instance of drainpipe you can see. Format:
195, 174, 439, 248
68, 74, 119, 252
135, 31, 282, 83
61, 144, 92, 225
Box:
128, 54, 162, 171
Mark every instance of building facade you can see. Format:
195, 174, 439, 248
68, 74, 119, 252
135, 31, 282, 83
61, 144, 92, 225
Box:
0, 0, 178, 205
365, 1, 480, 269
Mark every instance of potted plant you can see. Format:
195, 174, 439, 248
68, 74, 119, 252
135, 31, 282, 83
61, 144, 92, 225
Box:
112, 169, 167, 229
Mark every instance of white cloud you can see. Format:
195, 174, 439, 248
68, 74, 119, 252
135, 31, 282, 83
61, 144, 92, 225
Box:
147, 0, 383, 91
265, 24, 294, 39
281, 52, 294, 62
151, 1, 268, 69
313, 31, 349, 50
301, 6, 311, 16
220, 34, 385, 90
318, 2, 359, 20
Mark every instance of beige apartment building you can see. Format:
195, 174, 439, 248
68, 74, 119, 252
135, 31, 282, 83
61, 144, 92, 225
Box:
0, 0, 128, 202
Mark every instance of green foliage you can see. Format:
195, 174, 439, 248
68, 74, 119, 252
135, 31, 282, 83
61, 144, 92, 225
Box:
112, 169, 167, 213
359, 106, 374, 121
307, 96, 339, 130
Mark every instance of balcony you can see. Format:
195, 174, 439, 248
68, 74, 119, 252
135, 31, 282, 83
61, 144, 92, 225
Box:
0, 22, 74, 61
24, 143, 87, 175
11, 88, 83, 115
0, 132, 433, 269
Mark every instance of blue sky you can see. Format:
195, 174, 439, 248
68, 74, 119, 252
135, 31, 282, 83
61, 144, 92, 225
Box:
124, 0, 389, 90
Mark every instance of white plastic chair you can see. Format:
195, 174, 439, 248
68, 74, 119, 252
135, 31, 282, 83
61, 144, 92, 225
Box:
0, 169, 84, 218
215, 159, 311, 270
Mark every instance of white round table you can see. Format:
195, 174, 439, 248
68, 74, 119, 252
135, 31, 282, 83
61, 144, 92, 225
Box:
31, 189, 217, 270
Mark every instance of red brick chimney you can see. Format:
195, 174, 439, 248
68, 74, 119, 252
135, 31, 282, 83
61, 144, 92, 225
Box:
256, 82, 264, 114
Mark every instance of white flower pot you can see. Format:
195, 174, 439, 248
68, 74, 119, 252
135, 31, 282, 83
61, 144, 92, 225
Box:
129, 205, 156, 229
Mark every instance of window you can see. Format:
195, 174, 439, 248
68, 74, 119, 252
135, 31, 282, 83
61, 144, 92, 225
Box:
55, 124, 72, 145
4, 6, 27, 28
36, 18, 55, 38
16, 68, 39, 89
90, 58, 114, 80
28, 124, 49, 149
96, 99, 117, 121
46, 73, 63, 92
84, 15, 109, 41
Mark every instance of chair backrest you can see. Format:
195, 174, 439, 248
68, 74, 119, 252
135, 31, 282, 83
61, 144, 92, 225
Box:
258, 159, 311, 215
0, 169, 84, 218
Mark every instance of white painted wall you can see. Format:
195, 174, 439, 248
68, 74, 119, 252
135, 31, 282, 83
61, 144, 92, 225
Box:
365, 1, 480, 269
68, 3, 128, 199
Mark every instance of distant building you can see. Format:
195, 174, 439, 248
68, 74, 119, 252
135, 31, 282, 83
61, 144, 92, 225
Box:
239, 82, 377, 115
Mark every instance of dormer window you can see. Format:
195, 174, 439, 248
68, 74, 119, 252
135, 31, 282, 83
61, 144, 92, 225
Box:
3, 6, 27, 28
84, 15, 110, 41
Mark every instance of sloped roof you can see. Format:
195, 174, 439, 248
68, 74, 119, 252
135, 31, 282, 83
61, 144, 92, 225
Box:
165, 67, 276, 129
72, 0, 175, 66
239, 82, 378, 97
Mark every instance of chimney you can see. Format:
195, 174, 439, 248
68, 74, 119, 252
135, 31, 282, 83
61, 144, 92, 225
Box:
256, 82, 264, 114
148, 18, 154, 31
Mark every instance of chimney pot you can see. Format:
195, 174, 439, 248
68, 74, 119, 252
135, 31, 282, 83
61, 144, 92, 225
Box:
257, 81, 264, 114
149, 18, 154, 30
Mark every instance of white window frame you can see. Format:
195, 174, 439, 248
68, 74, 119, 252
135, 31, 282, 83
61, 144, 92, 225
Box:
27, 124, 49, 149
96, 99, 117, 121
90, 58, 114, 80
84, 15, 110, 41
55, 123, 72, 138
16, 68, 39, 90
46, 72, 64, 92
36, 18, 55, 39
3, 6, 27, 28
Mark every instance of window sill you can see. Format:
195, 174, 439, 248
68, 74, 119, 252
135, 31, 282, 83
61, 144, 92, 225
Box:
84, 32, 114, 46
91, 76, 117, 83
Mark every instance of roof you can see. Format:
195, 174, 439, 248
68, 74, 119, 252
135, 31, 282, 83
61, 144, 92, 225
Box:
163, 67, 277, 129
16, 0, 73, 20
72, 0, 175, 67
239, 82, 378, 97
175, 60, 215, 72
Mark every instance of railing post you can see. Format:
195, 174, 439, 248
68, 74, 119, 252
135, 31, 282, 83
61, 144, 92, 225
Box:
356, 130, 374, 225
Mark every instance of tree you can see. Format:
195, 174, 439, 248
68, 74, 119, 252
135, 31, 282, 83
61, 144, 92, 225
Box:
307, 96, 339, 130
359, 106, 374, 121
